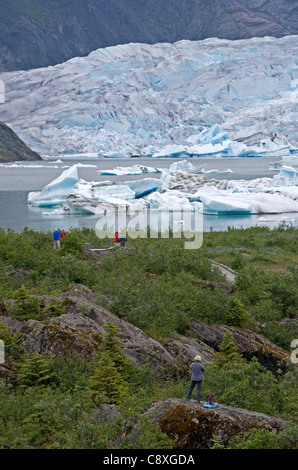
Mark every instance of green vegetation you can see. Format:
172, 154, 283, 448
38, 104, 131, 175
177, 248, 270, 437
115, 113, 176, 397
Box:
0, 225, 297, 449
0, 1, 62, 33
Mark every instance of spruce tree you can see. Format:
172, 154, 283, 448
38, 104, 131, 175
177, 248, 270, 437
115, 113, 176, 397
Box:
214, 331, 245, 369
17, 352, 55, 388
101, 321, 132, 379
88, 350, 129, 406
226, 296, 250, 328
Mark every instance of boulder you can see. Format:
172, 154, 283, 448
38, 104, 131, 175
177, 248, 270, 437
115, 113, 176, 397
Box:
114, 398, 285, 449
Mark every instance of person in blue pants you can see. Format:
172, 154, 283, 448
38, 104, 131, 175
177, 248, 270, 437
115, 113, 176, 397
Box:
186, 355, 205, 403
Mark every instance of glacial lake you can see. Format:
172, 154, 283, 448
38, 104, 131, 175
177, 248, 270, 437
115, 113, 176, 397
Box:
0, 156, 297, 234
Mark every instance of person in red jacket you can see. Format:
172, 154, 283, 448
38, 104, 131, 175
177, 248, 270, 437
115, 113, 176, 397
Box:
60, 229, 67, 240
114, 231, 120, 245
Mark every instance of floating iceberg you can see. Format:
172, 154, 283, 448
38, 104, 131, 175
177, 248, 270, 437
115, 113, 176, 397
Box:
98, 164, 162, 176
28, 165, 79, 206
145, 190, 192, 209
200, 193, 298, 215
273, 165, 298, 186
27, 162, 298, 216
152, 145, 189, 158
168, 160, 197, 173
66, 194, 129, 213
124, 178, 164, 198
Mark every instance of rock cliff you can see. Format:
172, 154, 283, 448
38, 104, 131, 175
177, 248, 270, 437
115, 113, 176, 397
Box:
0, 122, 41, 162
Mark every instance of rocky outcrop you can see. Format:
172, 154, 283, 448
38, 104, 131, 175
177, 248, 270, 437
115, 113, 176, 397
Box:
0, 0, 296, 72
0, 284, 289, 378
1, 284, 184, 378
0, 122, 41, 162
162, 319, 289, 376
113, 398, 285, 449
188, 320, 289, 375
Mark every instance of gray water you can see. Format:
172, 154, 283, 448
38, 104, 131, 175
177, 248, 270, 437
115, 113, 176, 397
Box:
0, 156, 297, 233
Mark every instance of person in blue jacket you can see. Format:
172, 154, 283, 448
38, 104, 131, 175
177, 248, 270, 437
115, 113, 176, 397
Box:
53, 229, 61, 249
186, 355, 205, 403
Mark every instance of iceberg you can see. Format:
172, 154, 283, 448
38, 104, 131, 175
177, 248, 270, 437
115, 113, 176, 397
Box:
124, 178, 164, 198
27, 160, 298, 217
152, 145, 188, 158
66, 194, 129, 213
200, 193, 298, 215
92, 184, 135, 202
145, 190, 192, 209
28, 165, 79, 206
273, 165, 298, 186
227, 141, 261, 157
98, 164, 162, 175
168, 160, 197, 173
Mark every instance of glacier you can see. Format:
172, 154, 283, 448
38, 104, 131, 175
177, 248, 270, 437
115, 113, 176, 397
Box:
0, 36, 297, 158
28, 164, 298, 217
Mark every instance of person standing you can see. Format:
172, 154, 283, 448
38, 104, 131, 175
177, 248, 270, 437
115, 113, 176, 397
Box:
120, 233, 127, 247
60, 229, 67, 240
114, 231, 120, 246
53, 229, 61, 249
186, 355, 205, 403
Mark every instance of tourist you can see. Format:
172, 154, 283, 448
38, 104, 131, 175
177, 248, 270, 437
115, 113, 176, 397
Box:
120, 233, 127, 247
60, 229, 67, 240
53, 229, 61, 249
186, 355, 205, 403
114, 231, 120, 245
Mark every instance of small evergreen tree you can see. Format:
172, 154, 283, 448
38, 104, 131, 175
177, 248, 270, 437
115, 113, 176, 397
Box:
88, 351, 129, 406
101, 321, 133, 379
226, 296, 250, 328
11, 287, 40, 320
17, 352, 55, 389
214, 331, 245, 369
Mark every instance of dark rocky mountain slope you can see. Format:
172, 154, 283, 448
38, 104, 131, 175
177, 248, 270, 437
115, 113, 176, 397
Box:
0, 122, 41, 162
0, 0, 297, 72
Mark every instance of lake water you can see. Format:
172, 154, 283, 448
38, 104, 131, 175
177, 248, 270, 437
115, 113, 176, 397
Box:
0, 156, 297, 233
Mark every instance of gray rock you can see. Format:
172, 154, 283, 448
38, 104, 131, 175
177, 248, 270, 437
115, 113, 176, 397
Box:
114, 398, 285, 449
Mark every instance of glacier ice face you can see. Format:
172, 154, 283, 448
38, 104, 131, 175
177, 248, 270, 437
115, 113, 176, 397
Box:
1, 36, 298, 157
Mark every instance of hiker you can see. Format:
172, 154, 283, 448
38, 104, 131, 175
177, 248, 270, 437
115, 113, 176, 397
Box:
114, 231, 120, 245
53, 229, 61, 249
60, 229, 67, 240
186, 355, 205, 403
120, 233, 127, 247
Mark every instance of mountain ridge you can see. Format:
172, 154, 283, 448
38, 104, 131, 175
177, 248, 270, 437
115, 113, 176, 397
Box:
0, 0, 297, 72
0, 122, 41, 162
